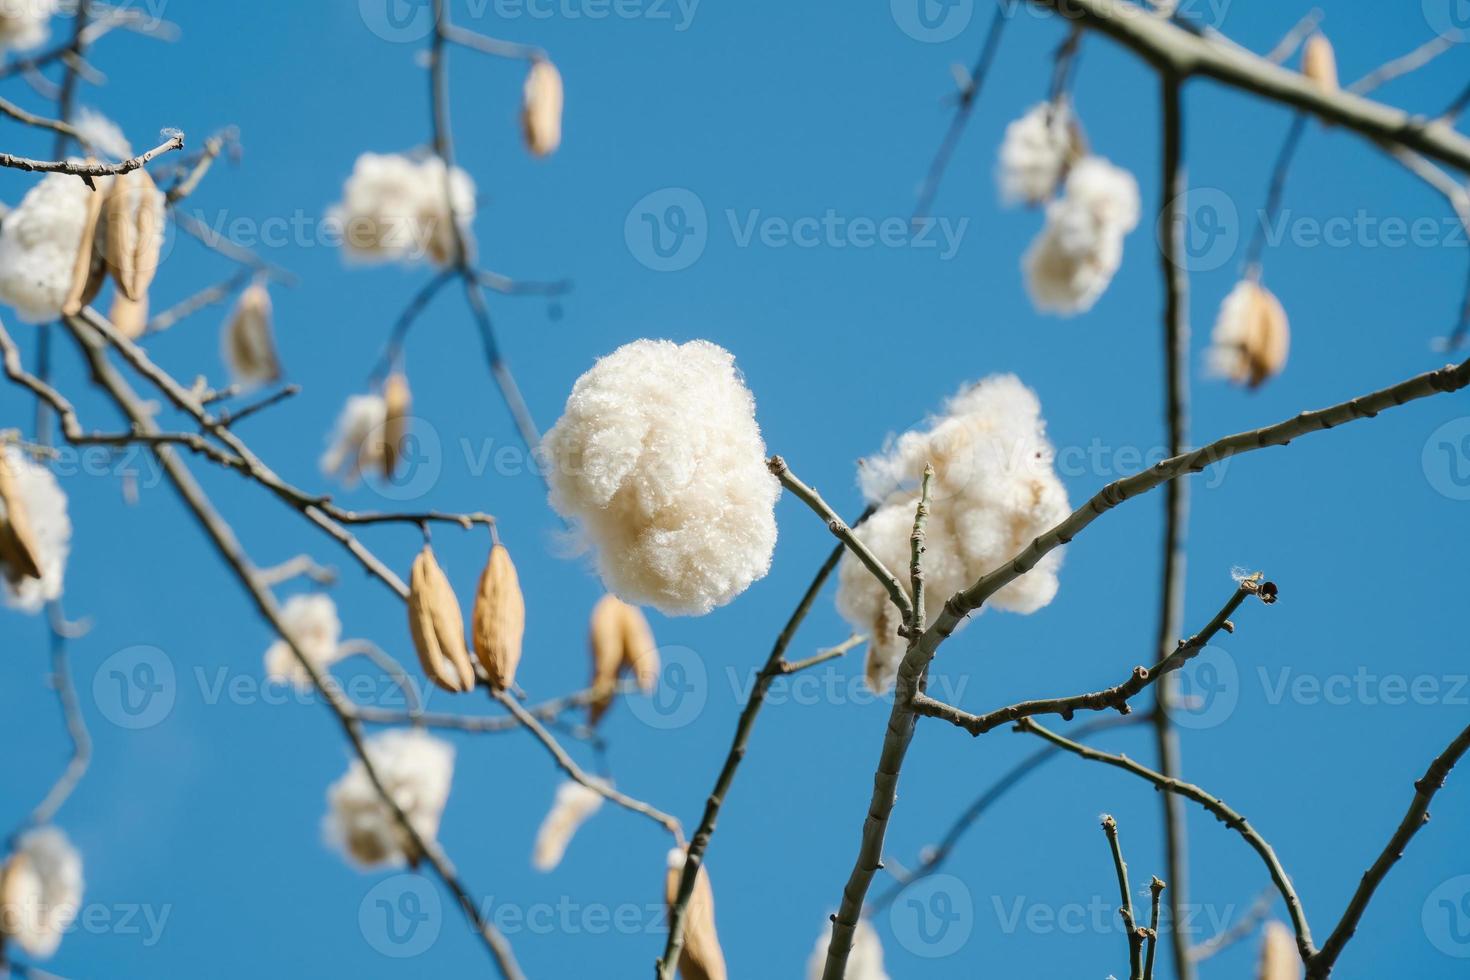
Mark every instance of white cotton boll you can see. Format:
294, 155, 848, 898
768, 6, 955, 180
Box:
329, 152, 475, 267
542, 339, 779, 616
838, 375, 1070, 693
1023, 156, 1139, 316
73, 107, 132, 162
0, 173, 95, 324
0, 447, 70, 613
320, 394, 388, 487
997, 101, 1078, 206
805, 918, 890, 980
324, 728, 454, 868
531, 779, 604, 871
0, 0, 58, 52
0, 826, 83, 959
264, 593, 344, 690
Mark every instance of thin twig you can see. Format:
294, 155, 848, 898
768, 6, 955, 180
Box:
1190, 887, 1274, 962
0, 134, 183, 185
1101, 815, 1143, 980
1144, 876, 1166, 980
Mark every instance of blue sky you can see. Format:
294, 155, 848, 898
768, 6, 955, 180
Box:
3, 0, 1470, 977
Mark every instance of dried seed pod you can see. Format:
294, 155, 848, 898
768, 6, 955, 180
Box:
1210, 280, 1290, 388
380, 372, 411, 480
1302, 33, 1338, 92
587, 594, 659, 725
104, 168, 165, 302
472, 543, 525, 690
666, 848, 728, 980
408, 544, 476, 693
0, 450, 42, 582
1257, 921, 1301, 980
620, 601, 659, 694
109, 292, 149, 340
222, 283, 281, 384
61, 172, 111, 317
521, 58, 564, 158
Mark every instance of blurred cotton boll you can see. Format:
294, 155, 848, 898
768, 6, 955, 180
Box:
542, 339, 779, 616
0, 446, 70, 614
263, 593, 344, 690
531, 779, 604, 871
0, 0, 58, 53
806, 918, 889, 980
0, 173, 96, 324
320, 393, 388, 487
328, 152, 475, 267
521, 58, 564, 158
1207, 279, 1290, 388
996, 100, 1082, 207
1023, 156, 1139, 315
0, 826, 84, 959
323, 728, 454, 868
838, 375, 1070, 692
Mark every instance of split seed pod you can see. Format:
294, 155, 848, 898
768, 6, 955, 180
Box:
1302, 33, 1338, 92
222, 283, 282, 385
61, 172, 112, 316
380, 372, 411, 480
665, 849, 728, 980
521, 58, 564, 158
0, 450, 42, 583
587, 595, 660, 725
1214, 280, 1290, 388
104, 168, 165, 304
472, 543, 525, 690
1256, 921, 1301, 980
408, 544, 476, 693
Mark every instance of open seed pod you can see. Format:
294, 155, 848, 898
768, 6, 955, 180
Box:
0, 449, 42, 583
60, 172, 112, 317
1212, 280, 1290, 389
408, 544, 476, 693
104, 168, 165, 303
472, 543, 525, 690
665, 848, 728, 980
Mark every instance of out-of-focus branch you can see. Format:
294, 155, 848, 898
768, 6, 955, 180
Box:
1190, 887, 1274, 962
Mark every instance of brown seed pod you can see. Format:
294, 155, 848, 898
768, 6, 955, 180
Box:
61, 172, 111, 317
1302, 33, 1338, 92
222, 283, 281, 383
104, 168, 165, 303
665, 849, 728, 980
408, 544, 476, 693
521, 58, 564, 158
380, 372, 411, 480
472, 543, 525, 690
587, 594, 660, 725
1257, 921, 1301, 980
109, 291, 149, 340
0, 450, 42, 583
